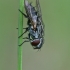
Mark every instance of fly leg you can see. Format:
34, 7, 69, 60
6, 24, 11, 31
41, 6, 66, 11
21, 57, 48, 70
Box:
19, 40, 30, 46
27, 19, 31, 26
23, 37, 32, 40
18, 9, 28, 18
16, 20, 30, 38
23, 37, 29, 39
19, 33, 32, 46
18, 27, 29, 38
23, 33, 32, 40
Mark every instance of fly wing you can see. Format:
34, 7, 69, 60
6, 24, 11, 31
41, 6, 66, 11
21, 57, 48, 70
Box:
24, 0, 38, 29
36, 0, 42, 18
36, 0, 44, 36
24, 0, 31, 19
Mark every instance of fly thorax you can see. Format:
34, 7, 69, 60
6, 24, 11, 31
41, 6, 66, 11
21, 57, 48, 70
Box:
29, 28, 39, 39
32, 16, 37, 29
34, 31, 38, 38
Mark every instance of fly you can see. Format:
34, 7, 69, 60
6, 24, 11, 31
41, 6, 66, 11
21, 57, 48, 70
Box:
17, 0, 44, 49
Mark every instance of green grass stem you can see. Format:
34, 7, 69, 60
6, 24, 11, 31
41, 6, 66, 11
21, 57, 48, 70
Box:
18, 0, 24, 70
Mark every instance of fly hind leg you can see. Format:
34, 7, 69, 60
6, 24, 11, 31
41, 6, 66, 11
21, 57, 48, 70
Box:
18, 9, 28, 18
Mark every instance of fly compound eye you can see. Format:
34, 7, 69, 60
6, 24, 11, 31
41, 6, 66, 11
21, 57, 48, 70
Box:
31, 39, 40, 46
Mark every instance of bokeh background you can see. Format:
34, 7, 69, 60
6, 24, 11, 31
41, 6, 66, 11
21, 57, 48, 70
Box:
0, 0, 70, 70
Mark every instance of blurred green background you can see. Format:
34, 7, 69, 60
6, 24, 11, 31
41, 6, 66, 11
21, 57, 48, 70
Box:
0, 0, 70, 70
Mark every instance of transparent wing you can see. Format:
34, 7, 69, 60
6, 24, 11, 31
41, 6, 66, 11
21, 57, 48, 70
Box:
24, 0, 31, 19
36, 0, 44, 36
36, 0, 42, 17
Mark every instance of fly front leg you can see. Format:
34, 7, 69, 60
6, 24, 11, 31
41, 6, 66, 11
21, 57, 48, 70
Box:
19, 33, 31, 46
19, 40, 30, 46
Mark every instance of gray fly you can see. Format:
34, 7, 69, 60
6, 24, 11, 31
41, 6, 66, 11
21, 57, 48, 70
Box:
17, 0, 44, 49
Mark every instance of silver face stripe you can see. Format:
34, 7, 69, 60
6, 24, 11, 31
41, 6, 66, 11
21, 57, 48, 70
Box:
37, 38, 42, 47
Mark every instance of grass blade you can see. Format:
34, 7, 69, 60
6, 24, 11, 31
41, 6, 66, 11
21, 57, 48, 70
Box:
18, 0, 24, 70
